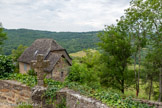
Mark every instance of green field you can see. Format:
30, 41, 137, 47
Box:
70, 49, 96, 57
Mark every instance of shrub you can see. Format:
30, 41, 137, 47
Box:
10, 73, 37, 87
67, 60, 83, 83
27, 69, 37, 76
0, 55, 15, 78
67, 58, 100, 88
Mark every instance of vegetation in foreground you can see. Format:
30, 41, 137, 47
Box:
0, 73, 155, 108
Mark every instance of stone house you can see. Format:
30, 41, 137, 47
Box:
18, 38, 72, 81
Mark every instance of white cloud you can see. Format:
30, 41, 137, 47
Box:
0, 0, 131, 32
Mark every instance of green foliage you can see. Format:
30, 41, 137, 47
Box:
27, 69, 37, 76
1, 73, 37, 87
56, 97, 66, 108
0, 73, 155, 107
11, 44, 28, 73
123, 0, 162, 97
16, 103, 33, 108
67, 60, 83, 82
3, 29, 99, 55
98, 25, 134, 93
122, 0, 162, 98
68, 50, 100, 88
0, 55, 15, 78
142, 46, 162, 100
11, 44, 27, 62
65, 82, 154, 108
0, 24, 7, 53
43, 78, 64, 104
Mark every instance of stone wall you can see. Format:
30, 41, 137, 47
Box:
0, 80, 109, 108
56, 88, 162, 108
0, 80, 32, 108
52, 50, 72, 64
58, 88, 109, 108
52, 57, 69, 82
133, 99, 162, 108
0, 80, 162, 108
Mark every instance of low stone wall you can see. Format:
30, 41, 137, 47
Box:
133, 99, 162, 108
55, 88, 162, 108
0, 80, 162, 108
59, 88, 109, 108
0, 80, 32, 108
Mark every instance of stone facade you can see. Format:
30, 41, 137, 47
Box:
0, 80, 32, 108
52, 57, 70, 82
51, 50, 72, 64
19, 62, 31, 74
19, 56, 70, 82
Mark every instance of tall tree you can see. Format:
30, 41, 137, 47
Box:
143, 50, 159, 100
151, 47, 162, 101
124, 0, 148, 97
98, 23, 133, 93
0, 23, 7, 53
146, 0, 162, 101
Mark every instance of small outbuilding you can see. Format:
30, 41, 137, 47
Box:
18, 38, 72, 81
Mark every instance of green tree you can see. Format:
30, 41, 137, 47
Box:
145, 0, 162, 101
124, 0, 149, 97
68, 50, 101, 88
11, 44, 28, 62
130, 0, 162, 101
98, 24, 133, 93
123, 0, 161, 98
150, 46, 162, 101
0, 55, 15, 78
143, 50, 159, 100
11, 44, 27, 73
0, 23, 7, 53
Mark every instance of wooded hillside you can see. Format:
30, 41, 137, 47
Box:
3, 29, 99, 55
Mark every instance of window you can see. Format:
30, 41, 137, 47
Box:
61, 72, 64, 78
24, 64, 27, 71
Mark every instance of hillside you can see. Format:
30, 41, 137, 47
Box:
70, 49, 97, 57
2, 29, 100, 55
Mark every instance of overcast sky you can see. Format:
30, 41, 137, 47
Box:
0, 0, 131, 32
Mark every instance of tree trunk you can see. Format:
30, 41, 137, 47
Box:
159, 67, 162, 102
149, 77, 153, 100
134, 53, 138, 96
122, 78, 124, 94
137, 48, 141, 97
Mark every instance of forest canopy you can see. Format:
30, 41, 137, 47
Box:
2, 29, 99, 55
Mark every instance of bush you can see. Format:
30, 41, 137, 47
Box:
4, 73, 37, 87
27, 69, 37, 76
67, 51, 101, 88
67, 60, 83, 83
0, 55, 15, 78
68, 60, 100, 88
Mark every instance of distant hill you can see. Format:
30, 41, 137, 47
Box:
2, 29, 100, 55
